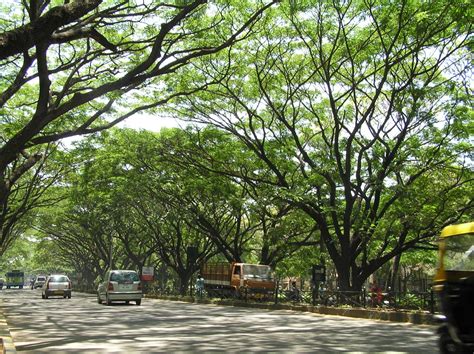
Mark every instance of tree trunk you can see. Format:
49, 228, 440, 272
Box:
334, 257, 352, 291
178, 272, 191, 296
350, 271, 367, 292
390, 253, 402, 292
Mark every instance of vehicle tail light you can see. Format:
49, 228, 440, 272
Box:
108, 282, 114, 291
137, 282, 142, 291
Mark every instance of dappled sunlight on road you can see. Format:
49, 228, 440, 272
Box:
1, 289, 438, 352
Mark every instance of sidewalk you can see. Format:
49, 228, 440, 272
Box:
0, 305, 16, 353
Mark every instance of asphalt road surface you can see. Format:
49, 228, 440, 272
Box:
1, 288, 439, 353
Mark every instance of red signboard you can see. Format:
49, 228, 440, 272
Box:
141, 266, 154, 281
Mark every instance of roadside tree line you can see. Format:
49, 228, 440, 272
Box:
35, 128, 318, 293
0, 0, 280, 259
0, 0, 472, 292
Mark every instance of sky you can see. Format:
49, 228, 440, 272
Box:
117, 113, 182, 132
60, 113, 184, 148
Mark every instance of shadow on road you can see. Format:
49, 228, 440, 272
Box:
2, 289, 439, 353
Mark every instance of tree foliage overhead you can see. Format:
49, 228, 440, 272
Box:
129, 127, 319, 267
0, 144, 65, 257
0, 0, 279, 254
169, 0, 473, 289
32, 127, 320, 291
1, 0, 471, 293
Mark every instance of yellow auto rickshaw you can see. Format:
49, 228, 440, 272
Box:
433, 222, 474, 354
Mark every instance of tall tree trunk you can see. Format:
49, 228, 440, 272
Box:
351, 270, 366, 292
335, 257, 351, 291
390, 253, 402, 292
178, 272, 191, 296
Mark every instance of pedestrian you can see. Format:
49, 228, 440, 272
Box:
370, 281, 382, 307
376, 286, 383, 305
290, 280, 300, 302
195, 274, 205, 299
319, 282, 325, 300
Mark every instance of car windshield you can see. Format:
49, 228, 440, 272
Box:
242, 264, 274, 280
50, 276, 69, 282
110, 272, 139, 282
37, 277, 46, 281
444, 234, 474, 271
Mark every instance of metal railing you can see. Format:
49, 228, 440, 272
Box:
148, 285, 438, 313
276, 288, 439, 313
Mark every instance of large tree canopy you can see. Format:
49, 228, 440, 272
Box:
0, 0, 279, 255
169, 0, 473, 290
36, 127, 317, 291
1, 0, 471, 293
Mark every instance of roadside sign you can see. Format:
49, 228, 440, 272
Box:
141, 266, 154, 281
312, 264, 326, 283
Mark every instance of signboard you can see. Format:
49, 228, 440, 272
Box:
141, 266, 154, 281
312, 264, 326, 283
187, 246, 198, 263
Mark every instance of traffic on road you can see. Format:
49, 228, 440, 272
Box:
1, 288, 439, 352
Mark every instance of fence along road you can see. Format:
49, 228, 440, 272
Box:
1, 288, 439, 353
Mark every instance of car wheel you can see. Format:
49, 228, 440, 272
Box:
125, 300, 129, 305
136, 299, 141, 306
106, 294, 112, 306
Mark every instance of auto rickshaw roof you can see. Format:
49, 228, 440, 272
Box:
440, 222, 474, 238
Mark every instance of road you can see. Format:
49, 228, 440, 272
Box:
1, 288, 439, 353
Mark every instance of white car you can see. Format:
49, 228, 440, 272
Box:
34, 275, 47, 289
42, 274, 72, 299
97, 270, 142, 306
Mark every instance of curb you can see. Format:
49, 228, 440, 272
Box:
146, 295, 435, 326
0, 308, 16, 354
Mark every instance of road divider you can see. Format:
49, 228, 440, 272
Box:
146, 294, 435, 326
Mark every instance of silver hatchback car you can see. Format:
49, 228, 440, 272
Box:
42, 274, 72, 299
97, 270, 142, 306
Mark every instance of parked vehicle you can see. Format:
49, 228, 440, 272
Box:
42, 274, 72, 299
97, 270, 142, 306
433, 221, 474, 354
201, 262, 275, 299
5, 270, 24, 289
33, 275, 47, 289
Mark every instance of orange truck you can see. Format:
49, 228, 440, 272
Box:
201, 262, 275, 299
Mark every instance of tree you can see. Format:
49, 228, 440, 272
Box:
120, 126, 319, 291
0, 0, 279, 254
54, 127, 319, 292
141, 127, 320, 267
35, 186, 117, 285
0, 145, 66, 258
170, 0, 473, 290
